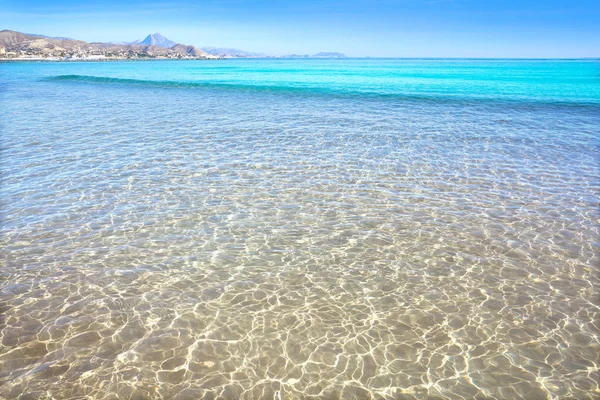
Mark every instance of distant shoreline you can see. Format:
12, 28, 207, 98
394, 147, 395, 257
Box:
1, 57, 598, 63
0, 57, 220, 62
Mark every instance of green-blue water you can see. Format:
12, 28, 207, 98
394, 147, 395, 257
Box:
6, 58, 600, 104
1, 59, 599, 399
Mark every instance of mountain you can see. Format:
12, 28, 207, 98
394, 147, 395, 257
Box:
201, 46, 266, 58
132, 33, 176, 48
312, 52, 346, 58
26, 33, 74, 40
280, 52, 347, 59
281, 54, 310, 58
0, 30, 213, 60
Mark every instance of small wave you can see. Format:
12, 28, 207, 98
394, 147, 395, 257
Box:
45, 74, 342, 96
47, 74, 210, 88
44, 74, 600, 109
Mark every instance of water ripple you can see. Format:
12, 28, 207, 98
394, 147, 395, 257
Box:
1, 60, 599, 399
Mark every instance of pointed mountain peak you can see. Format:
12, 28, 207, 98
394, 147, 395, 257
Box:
134, 33, 177, 49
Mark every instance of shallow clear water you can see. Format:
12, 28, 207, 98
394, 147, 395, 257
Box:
1, 59, 599, 399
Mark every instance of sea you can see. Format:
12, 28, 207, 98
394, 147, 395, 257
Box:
1, 59, 599, 399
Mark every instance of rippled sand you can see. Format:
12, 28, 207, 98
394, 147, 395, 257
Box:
1, 63, 599, 399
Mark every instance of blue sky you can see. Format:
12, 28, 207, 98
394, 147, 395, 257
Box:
1, 0, 598, 57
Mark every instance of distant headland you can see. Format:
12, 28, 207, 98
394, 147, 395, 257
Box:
0, 30, 347, 61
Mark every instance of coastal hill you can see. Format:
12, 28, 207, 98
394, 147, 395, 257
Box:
0, 30, 215, 60
171, 44, 207, 57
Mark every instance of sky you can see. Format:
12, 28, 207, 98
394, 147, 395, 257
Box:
1, 0, 598, 57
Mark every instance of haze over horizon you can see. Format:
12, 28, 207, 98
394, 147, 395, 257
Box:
1, 0, 598, 58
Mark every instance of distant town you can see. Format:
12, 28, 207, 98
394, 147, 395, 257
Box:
0, 30, 347, 61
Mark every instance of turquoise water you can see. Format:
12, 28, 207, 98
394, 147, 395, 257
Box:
5, 58, 600, 104
1, 59, 599, 399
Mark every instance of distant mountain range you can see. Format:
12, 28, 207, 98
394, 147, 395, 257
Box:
281, 52, 347, 59
26, 33, 74, 41
200, 48, 347, 59
0, 30, 347, 60
201, 46, 267, 58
